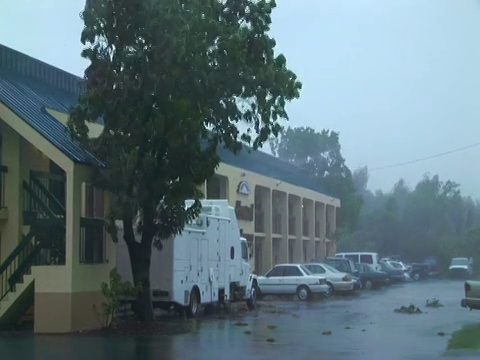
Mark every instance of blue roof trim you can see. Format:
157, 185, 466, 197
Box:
217, 145, 332, 196
0, 68, 101, 165
0, 44, 331, 198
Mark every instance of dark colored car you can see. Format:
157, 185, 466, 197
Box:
322, 257, 362, 290
380, 261, 405, 283
408, 263, 435, 281
355, 263, 389, 290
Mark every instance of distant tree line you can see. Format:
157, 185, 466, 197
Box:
271, 126, 480, 270
342, 173, 480, 269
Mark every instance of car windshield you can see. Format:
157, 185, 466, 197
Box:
300, 265, 313, 275
363, 264, 375, 272
322, 263, 340, 273
451, 258, 469, 266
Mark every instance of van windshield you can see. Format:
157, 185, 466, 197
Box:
451, 258, 468, 266
241, 241, 248, 261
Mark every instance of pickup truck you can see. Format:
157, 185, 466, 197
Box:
461, 280, 480, 310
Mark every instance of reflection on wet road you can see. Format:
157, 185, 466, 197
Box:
1, 279, 480, 360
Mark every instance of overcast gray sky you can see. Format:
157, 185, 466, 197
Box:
1, 0, 480, 198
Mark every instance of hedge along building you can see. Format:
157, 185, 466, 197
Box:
0, 44, 340, 333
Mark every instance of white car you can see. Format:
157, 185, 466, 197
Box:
304, 263, 355, 293
257, 264, 330, 301
449, 257, 473, 277
385, 260, 411, 279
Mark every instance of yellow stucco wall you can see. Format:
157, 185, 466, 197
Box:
0, 104, 114, 333
1, 98, 339, 331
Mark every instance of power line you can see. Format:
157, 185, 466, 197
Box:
370, 141, 480, 171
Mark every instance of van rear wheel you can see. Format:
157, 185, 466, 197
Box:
186, 288, 200, 318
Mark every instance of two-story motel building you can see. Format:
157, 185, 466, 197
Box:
0, 44, 340, 333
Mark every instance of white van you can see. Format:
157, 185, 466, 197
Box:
335, 252, 381, 271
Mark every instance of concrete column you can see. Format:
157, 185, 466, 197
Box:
279, 192, 288, 263
293, 196, 302, 263
262, 188, 272, 273
306, 199, 315, 261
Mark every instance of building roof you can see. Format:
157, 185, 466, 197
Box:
0, 44, 332, 197
0, 45, 99, 165
217, 145, 331, 195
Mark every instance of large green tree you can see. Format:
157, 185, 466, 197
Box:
69, 0, 301, 321
270, 126, 362, 232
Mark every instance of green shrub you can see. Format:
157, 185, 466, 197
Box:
93, 268, 139, 328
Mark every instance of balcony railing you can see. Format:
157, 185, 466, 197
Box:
254, 211, 265, 233
272, 213, 282, 234
0, 165, 7, 208
288, 216, 296, 236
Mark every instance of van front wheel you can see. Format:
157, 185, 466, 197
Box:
186, 288, 200, 318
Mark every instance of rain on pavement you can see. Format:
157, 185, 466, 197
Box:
1, 279, 479, 360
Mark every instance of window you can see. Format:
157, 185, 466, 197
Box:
80, 218, 106, 264
241, 241, 248, 261
345, 254, 358, 263
266, 266, 284, 277
284, 266, 302, 277
337, 262, 349, 273
308, 265, 325, 274
85, 183, 105, 219
360, 254, 373, 264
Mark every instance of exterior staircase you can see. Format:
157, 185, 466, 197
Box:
0, 170, 65, 326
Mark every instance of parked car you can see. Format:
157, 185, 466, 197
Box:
387, 260, 411, 279
461, 280, 480, 310
380, 260, 407, 282
323, 257, 362, 290
408, 259, 441, 281
335, 252, 381, 271
323, 257, 358, 276
355, 263, 389, 290
304, 263, 356, 294
449, 257, 473, 277
257, 264, 331, 301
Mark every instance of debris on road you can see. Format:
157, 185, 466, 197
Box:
234, 322, 248, 327
322, 330, 332, 335
394, 304, 423, 314
425, 298, 444, 308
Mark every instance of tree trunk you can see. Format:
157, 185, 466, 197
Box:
123, 216, 155, 322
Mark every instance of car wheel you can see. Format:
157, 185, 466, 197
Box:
327, 282, 335, 296
246, 284, 257, 310
413, 273, 420, 281
296, 285, 311, 301
365, 280, 373, 290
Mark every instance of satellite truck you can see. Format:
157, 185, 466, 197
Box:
116, 199, 258, 317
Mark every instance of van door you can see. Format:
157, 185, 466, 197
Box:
189, 236, 199, 283
360, 254, 380, 271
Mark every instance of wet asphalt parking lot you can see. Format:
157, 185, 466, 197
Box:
1, 278, 480, 360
